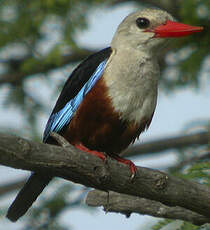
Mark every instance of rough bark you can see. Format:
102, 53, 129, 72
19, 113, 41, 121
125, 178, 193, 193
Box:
0, 133, 210, 222
0, 131, 208, 197
86, 190, 210, 226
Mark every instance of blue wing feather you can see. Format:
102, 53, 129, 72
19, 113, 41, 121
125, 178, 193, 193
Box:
43, 59, 107, 142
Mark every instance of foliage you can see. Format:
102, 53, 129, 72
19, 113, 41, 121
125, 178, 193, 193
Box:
152, 219, 174, 230
152, 221, 210, 230
162, 0, 210, 89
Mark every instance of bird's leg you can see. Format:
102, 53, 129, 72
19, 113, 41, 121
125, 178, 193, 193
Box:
75, 144, 137, 179
50, 134, 106, 161
110, 154, 137, 180
75, 144, 106, 161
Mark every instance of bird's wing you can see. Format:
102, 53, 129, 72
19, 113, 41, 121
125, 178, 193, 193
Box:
43, 47, 112, 143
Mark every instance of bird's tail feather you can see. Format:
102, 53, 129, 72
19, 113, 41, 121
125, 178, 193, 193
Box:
6, 173, 52, 222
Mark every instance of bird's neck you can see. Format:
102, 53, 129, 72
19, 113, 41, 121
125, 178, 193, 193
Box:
103, 47, 159, 124
104, 46, 159, 88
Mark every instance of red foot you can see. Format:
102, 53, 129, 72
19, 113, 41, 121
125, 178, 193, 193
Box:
75, 143, 137, 179
75, 143, 106, 161
112, 155, 137, 180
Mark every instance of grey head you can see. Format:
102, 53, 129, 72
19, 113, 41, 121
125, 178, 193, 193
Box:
111, 8, 174, 53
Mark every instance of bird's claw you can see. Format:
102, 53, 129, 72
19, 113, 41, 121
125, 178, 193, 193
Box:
129, 161, 137, 181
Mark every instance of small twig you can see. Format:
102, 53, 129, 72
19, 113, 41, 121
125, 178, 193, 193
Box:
104, 191, 110, 213
50, 132, 71, 148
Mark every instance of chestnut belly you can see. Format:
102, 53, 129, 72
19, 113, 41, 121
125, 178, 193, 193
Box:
62, 78, 152, 155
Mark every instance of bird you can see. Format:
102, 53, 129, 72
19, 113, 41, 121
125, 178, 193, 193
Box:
7, 8, 203, 222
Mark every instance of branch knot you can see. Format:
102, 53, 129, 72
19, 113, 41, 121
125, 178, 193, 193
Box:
155, 173, 168, 190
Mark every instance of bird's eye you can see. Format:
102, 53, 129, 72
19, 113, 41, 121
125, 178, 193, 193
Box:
136, 17, 150, 29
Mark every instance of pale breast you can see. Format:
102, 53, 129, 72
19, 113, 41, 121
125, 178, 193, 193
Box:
103, 48, 159, 125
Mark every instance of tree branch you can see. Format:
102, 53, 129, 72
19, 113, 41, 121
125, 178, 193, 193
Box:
0, 133, 210, 221
86, 190, 210, 226
0, 48, 96, 85
124, 131, 209, 157
0, 131, 208, 197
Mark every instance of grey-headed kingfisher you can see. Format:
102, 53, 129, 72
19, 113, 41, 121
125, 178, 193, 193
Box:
7, 8, 203, 222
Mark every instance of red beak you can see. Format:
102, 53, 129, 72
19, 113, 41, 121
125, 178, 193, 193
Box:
152, 20, 203, 38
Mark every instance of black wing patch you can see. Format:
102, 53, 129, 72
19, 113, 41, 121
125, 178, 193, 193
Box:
43, 47, 112, 143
